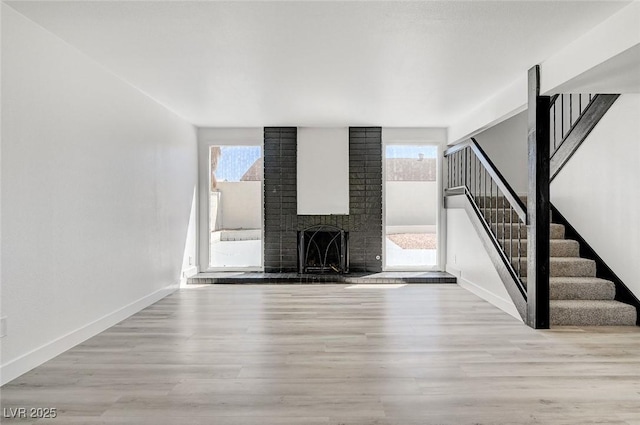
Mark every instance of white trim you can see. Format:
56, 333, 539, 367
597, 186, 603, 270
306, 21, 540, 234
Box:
0, 285, 177, 386
435, 143, 445, 270
182, 266, 198, 276
181, 266, 198, 284
382, 138, 388, 270
450, 267, 522, 322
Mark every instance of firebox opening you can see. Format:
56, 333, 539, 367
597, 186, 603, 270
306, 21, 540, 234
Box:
298, 225, 348, 274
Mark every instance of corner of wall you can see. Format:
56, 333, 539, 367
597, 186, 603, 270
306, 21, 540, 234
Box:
446, 208, 521, 321
0, 285, 177, 386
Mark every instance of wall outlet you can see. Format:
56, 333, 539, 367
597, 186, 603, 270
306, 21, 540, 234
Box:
189, 256, 193, 266
0, 317, 7, 338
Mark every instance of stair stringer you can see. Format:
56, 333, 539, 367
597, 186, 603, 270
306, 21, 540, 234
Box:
446, 190, 527, 321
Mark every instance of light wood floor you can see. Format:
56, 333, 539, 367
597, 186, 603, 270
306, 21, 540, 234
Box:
2, 284, 640, 424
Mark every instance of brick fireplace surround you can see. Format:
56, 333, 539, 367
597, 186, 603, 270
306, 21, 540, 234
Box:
263, 127, 383, 273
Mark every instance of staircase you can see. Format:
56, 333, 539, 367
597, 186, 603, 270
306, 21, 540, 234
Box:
482, 202, 637, 326
445, 130, 638, 328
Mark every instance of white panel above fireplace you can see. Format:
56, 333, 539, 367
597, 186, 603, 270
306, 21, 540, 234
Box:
297, 127, 349, 215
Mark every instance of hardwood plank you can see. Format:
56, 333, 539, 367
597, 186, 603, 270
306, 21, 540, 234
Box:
1, 284, 640, 424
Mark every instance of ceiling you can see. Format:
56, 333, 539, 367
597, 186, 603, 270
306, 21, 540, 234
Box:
6, 1, 632, 128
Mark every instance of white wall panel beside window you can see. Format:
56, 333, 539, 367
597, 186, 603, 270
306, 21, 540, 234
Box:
297, 128, 349, 215
198, 128, 263, 145
382, 128, 447, 144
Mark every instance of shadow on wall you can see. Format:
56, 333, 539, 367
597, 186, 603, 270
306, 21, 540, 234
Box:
181, 187, 198, 286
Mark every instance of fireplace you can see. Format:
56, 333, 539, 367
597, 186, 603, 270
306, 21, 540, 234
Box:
298, 225, 349, 274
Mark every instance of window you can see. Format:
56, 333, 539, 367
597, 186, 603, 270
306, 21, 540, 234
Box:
209, 145, 263, 269
384, 144, 438, 269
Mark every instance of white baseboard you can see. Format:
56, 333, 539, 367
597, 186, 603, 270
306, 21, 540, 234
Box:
446, 264, 461, 277
0, 285, 178, 386
180, 266, 199, 287
182, 266, 198, 278
447, 265, 522, 321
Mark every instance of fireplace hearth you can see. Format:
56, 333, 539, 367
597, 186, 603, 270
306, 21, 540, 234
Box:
298, 225, 348, 274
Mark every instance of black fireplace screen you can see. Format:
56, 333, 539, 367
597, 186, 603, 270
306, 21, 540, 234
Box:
298, 225, 348, 274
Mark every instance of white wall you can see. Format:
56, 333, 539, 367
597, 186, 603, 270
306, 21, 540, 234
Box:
541, 2, 640, 94
0, 3, 4, 342
385, 182, 437, 227
447, 76, 527, 144
382, 128, 447, 144
473, 111, 528, 194
0, 5, 197, 384
448, 1, 640, 144
552, 94, 640, 299
217, 182, 262, 230
180, 188, 198, 284
446, 208, 521, 320
297, 127, 349, 215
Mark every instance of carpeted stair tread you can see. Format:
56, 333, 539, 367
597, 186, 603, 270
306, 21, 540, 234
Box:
549, 277, 616, 300
551, 300, 637, 326
515, 257, 597, 277
472, 196, 637, 327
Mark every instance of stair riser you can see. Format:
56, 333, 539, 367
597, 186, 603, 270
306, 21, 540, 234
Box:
500, 240, 580, 257
475, 196, 527, 208
492, 224, 565, 240
482, 209, 552, 223
481, 209, 523, 222
515, 259, 596, 277
550, 282, 615, 300
551, 305, 637, 326
549, 240, 580, 257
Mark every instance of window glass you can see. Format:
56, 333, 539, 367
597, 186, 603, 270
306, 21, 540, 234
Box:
209, 145, 263, 269
211, 146, 262, 186
384, 144, 438, 269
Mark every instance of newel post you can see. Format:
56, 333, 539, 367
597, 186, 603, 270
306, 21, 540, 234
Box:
527, 65, 551, 329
